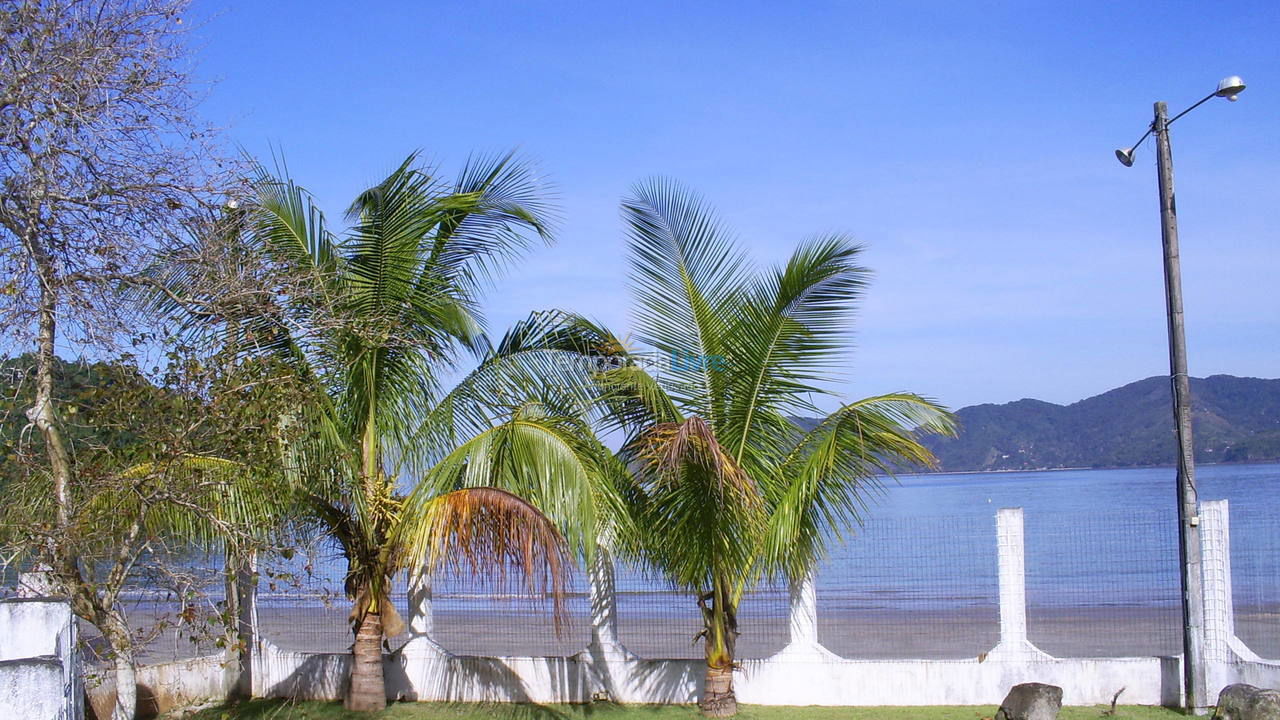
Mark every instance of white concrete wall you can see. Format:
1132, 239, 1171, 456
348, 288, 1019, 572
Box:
0, 598, 74, 661
0, 658, 69, 719
0, 599, 81, 720
86, 655, 234, 719
121, 502, 1280, 710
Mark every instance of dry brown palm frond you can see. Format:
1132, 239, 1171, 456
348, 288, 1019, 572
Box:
638, 416, 760, 505
394, 486, 571, 630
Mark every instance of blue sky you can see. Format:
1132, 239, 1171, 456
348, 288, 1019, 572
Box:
189, 0, 1279, 411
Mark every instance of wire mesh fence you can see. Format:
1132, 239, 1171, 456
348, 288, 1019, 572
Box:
612, 566, 789, 660
1024, 508, 1181, 658
429, 574, 591, 657
254, 550, 594, 657
615, 583, 701, 659
78, 593, 227, 665
816, 514, 1000, 659
4, 501, 1278, 664
256, 555, 359, 654
1231, 503, 1280, 659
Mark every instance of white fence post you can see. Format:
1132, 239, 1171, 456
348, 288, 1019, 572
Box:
787, 570, 819, 650
1199, 499, 1238, 662
588, 547, 623, 654
997, 507, 1029, 646
407, 569, 434, 638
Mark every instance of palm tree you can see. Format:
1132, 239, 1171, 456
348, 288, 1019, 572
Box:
158, 153, 630, 712
594, 180, 957, 717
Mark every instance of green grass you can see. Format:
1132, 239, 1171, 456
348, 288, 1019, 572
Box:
178, 699, 1187, 720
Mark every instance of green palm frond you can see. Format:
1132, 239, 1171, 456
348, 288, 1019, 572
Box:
87, 454, 299, 551
761, 393, 956, 581
430, 151, 558, 296
399, 310, 613, 477
250, 158, 339, 273
721, 235, 871, 464
409, 402, 632, 563
623, 179, 746, 423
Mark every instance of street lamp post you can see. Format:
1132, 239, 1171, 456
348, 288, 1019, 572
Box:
1115, 75, 1246, 714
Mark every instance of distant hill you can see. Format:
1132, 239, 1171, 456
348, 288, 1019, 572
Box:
915, 375, 1280, 472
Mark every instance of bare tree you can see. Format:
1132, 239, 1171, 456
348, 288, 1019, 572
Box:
0, 348, 302, 719
0, 2, 241, 717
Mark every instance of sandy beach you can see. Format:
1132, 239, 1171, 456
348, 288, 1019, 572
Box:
97, 598, 1279, 666
279, 602, 1280, 660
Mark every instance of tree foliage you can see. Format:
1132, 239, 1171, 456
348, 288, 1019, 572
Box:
591, 179, 956, 716
0, 2, 239, 717
154, 153, 634, 712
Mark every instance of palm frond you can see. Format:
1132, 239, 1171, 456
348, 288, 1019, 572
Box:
623, 179, 746, 424
400, 310, 615, 478
721, 235, 871, 472
629, 417, 765, 591
94, 454, 299, 552
410, 402, 633, 562
392, 487, 571, 627
430, 151, 558, 297
761, 393, 956, 581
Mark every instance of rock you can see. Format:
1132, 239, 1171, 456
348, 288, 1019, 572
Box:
995, 682, 1063, 720
1214, 684, 1280, 720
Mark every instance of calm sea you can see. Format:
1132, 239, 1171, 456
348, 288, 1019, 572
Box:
185, 463, 1280, 658
266, 462, 1280, 614
806, 461, 1280, 611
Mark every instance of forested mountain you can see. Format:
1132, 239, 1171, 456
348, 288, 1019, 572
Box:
0, 355, 175, 483
916, 375, 1280, 472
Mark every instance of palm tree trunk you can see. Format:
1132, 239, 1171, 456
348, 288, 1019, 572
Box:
345, 610, 386, 711
701, 663, 737, 717
698, 583, 738, 717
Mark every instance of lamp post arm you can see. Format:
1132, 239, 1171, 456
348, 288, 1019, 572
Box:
1168, 91, 1218, 126
1128, 126, 1155, 154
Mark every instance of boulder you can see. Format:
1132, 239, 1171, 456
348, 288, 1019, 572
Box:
1214, 684, 1280, 720
995, 682, 1063, 720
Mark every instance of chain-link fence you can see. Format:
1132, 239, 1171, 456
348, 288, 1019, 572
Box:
6, 501, 1279, 664
255, 554, 360, 654
816, 514, 999, 659
1232, 503, 1280, 659
430, 573, 592, 657
1025, 508, 1181, 658
611, 566, 788, 660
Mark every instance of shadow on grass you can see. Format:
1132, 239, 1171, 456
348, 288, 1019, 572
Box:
178, 700, 1188, 720
182, 698, 636, 720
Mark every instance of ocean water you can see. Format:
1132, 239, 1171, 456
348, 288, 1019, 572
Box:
82, 462, 1279, 660
422, 462, 1280, 611
811, 461, 1280, 610
147, 461, 1275, 614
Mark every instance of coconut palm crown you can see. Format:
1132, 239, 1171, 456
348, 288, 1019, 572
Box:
157, 153, 629, 712
593, 180, 957, 716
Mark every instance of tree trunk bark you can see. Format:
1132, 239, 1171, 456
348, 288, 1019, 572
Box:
700, 663, 737, 717
345, 610, 386, 712
101, 610, 138, 720
26, 234, 74, 534
698, 582, 738, 717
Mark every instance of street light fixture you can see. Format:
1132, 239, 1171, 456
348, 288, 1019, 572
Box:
1216, 76, 1247, 101
1115, 76, 1245, 714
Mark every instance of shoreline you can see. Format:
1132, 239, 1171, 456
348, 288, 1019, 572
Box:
98, 601, 1280, 665
897, 459, 1280, 478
